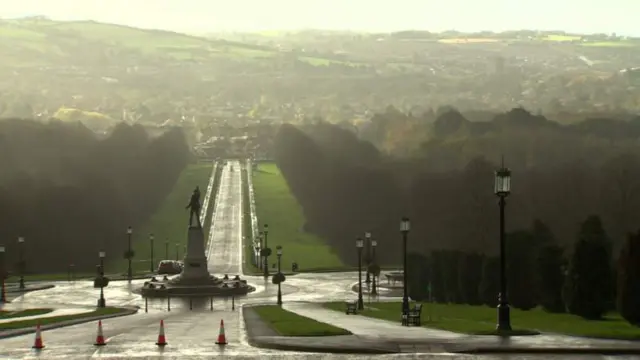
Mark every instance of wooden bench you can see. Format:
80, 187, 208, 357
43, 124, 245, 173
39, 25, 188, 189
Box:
345, 300, 358, 315
402, 303, 422, 326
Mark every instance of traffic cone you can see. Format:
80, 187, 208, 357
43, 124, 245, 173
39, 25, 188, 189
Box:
155, 320, 167, 346
215, 319, 227, 345
94, 320, 106, 346
32, 323, 44, 349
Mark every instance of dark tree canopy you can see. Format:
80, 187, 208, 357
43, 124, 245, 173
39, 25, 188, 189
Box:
0, 119, 190, 272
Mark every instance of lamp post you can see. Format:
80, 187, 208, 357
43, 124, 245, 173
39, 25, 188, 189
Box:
263, 224, 270, 278
18, 237, 25, 290
165, 240, 169, 260
258, 232, 264, 269
149, 234, 155, 273
365, 232, 372, 284
97, 251, 106, 308
254, 245, 260, 267
495, 162, 512, 331
400, 217, 410, 313
126, 227, 133, 281
356, 237, 364, 310
0, 245, 5, 303
276, 245, 283, 306
371, 239, 378, 296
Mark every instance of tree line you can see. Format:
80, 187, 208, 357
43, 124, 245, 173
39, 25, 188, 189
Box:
272, 108, 640, 320
409, 216, 640, 325
0, 119, 190, 273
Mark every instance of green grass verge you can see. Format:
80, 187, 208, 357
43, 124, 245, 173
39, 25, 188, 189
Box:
252, 163, 343, 270
0, 309, 53, 319
5, 273, 94, 282
111, 163, 215, 273
324, 301, 640, 340
253, 305, 351, 336
0, 307, 125, 330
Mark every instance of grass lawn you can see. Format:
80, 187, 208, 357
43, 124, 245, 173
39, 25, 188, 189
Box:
581, 41, 639, 47
324, 301, 640, 340
5, 273, 94, 282
0, 309, 52, 319
251, 163, 344, 271
253, 305, 351, 336
110, 163, 216, 273
544, 34, 582, 42
0, 307, 125, 330
438, 38, 502, 44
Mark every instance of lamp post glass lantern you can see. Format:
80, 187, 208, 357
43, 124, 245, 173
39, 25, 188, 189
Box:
356, 238, 364, 310
400, 217, 410, 313
18, 237, 25, 290
494, 164, 512, 331
276, 245, 283, 305
126, 227, 133, 281
494, 167, 512, 196
98, 251, 106, 308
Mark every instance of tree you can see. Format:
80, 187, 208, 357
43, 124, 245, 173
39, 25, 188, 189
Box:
479, 256, 500, 307
506, 230, 538, 310
457, 252, 484, 305
407, 252, 430, 301
617, 231, 640, 325
537, 244, 567, 313
429, 250, 447, 303
563, 215, 613, 319
532, 219, 567, 313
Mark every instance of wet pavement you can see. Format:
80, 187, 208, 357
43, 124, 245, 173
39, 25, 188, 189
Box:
0, 161, 639, 359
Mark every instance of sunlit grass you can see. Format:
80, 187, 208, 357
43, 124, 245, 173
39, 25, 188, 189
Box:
253, 305, 351, 336
252, 163, 344, 270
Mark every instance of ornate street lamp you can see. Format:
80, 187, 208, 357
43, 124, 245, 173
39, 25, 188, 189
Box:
18, 237, 25, 290
276, 245, 283, 306
365, 232, 372, 284
371, 239, 378, 296
356, 237, 364, 310
126, 227, 133, 281
0, 245, 5, 303
97, 251, 106, 308
495, 161, 512, 331
149, 233, 155, 273
400, 217, 410, 313
263, 224, 270, 278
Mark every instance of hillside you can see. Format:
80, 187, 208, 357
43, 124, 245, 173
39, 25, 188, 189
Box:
0, 17, 279, 67
2, 17, 640, 127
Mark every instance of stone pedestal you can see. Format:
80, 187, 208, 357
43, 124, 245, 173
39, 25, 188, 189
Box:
169, 226, 220, 286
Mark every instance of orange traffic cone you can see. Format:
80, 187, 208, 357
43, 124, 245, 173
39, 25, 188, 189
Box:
215, 319, 227, 345
32, 323, 45, 349
156, 320, 167, 346
94, 320, 106, 346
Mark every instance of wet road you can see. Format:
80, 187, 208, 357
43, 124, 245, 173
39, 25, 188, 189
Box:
0, 161, 637, 359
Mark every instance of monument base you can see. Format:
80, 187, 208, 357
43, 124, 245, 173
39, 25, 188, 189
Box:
140, 225, 254, 297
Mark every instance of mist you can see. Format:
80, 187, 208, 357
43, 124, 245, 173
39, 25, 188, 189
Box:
2, 0, 639, 36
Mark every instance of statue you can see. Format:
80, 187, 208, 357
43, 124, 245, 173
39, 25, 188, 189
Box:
186, 186, 202, 228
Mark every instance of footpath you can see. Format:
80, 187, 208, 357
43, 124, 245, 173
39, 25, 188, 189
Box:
244, 302, 640, 355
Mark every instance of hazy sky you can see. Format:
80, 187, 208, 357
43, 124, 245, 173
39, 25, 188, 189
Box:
1, 0, 638, 36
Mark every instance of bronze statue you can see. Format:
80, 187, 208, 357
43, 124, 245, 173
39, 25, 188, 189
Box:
186, 186, 202, 228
